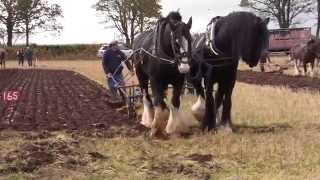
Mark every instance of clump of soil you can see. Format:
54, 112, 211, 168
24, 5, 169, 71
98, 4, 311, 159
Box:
187, 153, 213, 163
1, 137, 107, 174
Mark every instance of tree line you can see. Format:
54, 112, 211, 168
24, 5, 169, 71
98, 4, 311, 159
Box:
93, 0, 161, 48
240, 0, 320, 38
4, 0, 317, 48
0, 0, 63, 47
96, 0, 320, 48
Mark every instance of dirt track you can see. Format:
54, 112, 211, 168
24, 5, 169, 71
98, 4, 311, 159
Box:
237, 70, 320, 92
0, 69, 145, 137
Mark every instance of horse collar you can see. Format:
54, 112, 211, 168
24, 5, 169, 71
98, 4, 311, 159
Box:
206, 16, 224, 56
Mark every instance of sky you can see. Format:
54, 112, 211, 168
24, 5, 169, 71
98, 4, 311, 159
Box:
27, 0, 317, 45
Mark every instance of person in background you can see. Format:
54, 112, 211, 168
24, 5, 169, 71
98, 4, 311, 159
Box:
102, 41, 133, 100
0, 48, 6, 68
25, 46, 33, 67
17, 48, 25, 66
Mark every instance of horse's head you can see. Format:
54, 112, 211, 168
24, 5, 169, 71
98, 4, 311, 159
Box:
164, 12, 193, 74
243, 16, 270, 67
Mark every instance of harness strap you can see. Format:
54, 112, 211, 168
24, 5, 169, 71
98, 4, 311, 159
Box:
206, 16, 224, 56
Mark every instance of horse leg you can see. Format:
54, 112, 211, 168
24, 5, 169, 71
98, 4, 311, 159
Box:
166, 79, 193, 135
310, 61, 315, 77
150, 80, 169, 137
191, 80, 206, 122
260, 62, 265, 72
215, 84, 224, 126
136, 66, 154, 128
219, 81, 235, 133
203, 79, 216, 131
293, 58, 299, 76
303, 62, 307, 76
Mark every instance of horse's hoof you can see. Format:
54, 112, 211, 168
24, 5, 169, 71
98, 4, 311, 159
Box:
169, 133, 182, 139
218, 125, 233, 134
149, 129, 168, 139
150, 128, 158, 137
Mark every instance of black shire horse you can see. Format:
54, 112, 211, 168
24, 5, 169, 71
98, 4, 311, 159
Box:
133, 12, 193, 137
190, 12, 269, 132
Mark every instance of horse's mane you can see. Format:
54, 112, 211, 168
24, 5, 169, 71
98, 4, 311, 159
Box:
156, 11, 183, 26
166, 11, 182, 22
216, 11, 269, 65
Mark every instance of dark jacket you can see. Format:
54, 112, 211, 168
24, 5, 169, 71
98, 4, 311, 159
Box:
25, 48, 33, 60
0, 51, 5, 60
102, 49, 132, 75
17, 50, 24, 60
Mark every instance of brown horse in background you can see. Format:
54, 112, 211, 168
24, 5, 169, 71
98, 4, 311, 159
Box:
0, 48, 6, 68
290, 39, 320, 76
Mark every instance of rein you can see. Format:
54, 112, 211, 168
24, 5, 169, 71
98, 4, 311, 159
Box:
192, 44, 236, 68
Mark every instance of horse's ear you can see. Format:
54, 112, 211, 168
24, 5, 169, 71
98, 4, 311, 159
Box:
187, 17, 192, 29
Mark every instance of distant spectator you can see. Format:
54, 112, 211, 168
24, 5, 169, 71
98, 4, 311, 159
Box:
25, 47, 33, 67
17, 48, 25, 66
0, 48, 6, 68
102, 40, 133, 100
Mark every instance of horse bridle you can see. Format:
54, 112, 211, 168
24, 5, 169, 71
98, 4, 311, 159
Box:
170, 26, 190, 66
152, 19, 191, 65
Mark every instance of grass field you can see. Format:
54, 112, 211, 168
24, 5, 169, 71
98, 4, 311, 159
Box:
1, 59, 320, 179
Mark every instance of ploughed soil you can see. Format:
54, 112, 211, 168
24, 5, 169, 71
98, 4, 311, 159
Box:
0, 69, 146, 138
237, 70, 320, 93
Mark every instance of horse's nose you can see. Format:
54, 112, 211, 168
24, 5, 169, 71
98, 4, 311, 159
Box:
178, 57, 190, 73
178, 64, 190, 74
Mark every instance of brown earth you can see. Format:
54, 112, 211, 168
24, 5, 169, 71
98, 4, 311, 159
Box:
237, 70, 320, 93
0, 69, 146, 138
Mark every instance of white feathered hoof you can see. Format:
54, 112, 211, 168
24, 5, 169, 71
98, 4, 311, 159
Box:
150, 107, 169, 137
293, 65, 299, 76
140, 96, 154, 128
218, 123, 233, 134
191, 96, 205, 122
166, 106, 194, 135
310, 70, 314, 77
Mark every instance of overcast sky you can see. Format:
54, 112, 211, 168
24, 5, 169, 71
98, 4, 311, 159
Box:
28, 0, 316, 45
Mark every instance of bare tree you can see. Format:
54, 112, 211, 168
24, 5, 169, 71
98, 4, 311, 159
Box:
16, 0, 63, 46
0, 0, 20, 46
247, 0, 313, 28
94, 0, 161, 48
0, 27, 5, 45
240, 0, 250, 7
